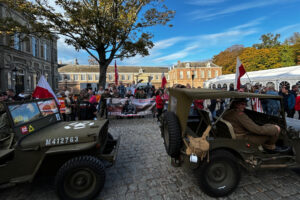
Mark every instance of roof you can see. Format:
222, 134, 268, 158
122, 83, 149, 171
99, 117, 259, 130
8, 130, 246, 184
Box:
175, 61, 221, 68
58, 65, 169, 73
169, 88, 282, 100
205, 65, 300, 86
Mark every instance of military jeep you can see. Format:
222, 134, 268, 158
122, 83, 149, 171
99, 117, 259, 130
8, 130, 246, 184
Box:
161, 88, 300, 197
0, 98, 120, 200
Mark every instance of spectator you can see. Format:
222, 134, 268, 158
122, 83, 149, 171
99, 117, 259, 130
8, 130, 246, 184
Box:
135, 89, 147, 99
78, 93, 97, 120
290, 85, 298, 118
97, 86, 104, 95
265, 85, 280, 116
0, 92, 8, 102
155, 90, 164, 121
125, 90, 134, 98
6, 89, 19, 102
99, 89, 111, 119
295, 92, 300, 120
88, 88, 97, 105
111, 88, 120, 98
279, 86, 295, 118
62, 86, 70, 97
65, 93, 75, 121
118, 82, 126, 98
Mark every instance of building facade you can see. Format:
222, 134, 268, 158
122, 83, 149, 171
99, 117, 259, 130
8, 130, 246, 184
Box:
168, 61, 222, 88
0, 3, 58, 94
58, 65, 169, 93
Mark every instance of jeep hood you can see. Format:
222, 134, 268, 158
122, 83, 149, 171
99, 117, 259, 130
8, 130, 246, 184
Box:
19, 120, 107, 149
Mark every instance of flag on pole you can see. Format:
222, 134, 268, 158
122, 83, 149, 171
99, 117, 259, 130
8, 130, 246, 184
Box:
161, 72, 167, 88
114, 60, 119, 86
32, 75, 59, 104
235, 57, 246, 90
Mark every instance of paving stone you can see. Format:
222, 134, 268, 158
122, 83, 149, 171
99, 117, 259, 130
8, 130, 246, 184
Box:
265, 190, 282, 200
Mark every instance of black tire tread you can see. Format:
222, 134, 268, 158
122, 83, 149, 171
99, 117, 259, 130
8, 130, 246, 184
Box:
55, 155, 106, 200
163, 111, 182, 157
197, 150, 240, 197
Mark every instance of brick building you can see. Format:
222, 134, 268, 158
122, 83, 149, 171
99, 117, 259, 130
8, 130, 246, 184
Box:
58, 64, 169, 93
168, 61, 222, 88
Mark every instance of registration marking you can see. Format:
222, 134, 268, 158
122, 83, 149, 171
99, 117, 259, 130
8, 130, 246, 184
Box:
45, 136, 79, 146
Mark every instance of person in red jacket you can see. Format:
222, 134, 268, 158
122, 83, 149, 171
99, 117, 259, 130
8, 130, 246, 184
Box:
295, 93, 300, 120
155, 90, 164, 121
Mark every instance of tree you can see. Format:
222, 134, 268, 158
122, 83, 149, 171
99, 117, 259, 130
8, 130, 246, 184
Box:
253, 33, 281, 49
278, 45, 296, 67
212, 45, 244, 74
0, 0, 175, 87
285, 32, 300, 45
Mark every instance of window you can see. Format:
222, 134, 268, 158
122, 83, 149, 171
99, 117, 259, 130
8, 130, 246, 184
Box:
59, 74, 63, 81
187, 71, 191, 79
127, 75, 131, 80
201, 70, 205, 78
8, 72, 12, 89
108, 74, 112, 80
121, 74, 125, 80
28, 75, 32, 90
44, 43, 47, 60
25, 37, 30, 52
208, 70, 211, 78
215, 70, 218, 77
40, 43, 44, 58
81, 74, 86, 80
95, 74, 99, 80
194, 71, 197, 78
156, 75, 159, 80
74, 74, 79, 81
167, 75, 169, 80
32, 37, 36, 56
180, 71, 183, 79
139, 68, 143, 73
14, 34, 21, 50
88, 74, 93, 81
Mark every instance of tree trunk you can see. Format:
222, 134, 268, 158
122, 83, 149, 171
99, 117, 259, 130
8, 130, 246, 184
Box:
99, 62, 109, 88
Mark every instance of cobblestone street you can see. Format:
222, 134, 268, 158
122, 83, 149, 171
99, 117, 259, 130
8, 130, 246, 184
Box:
1, 118, 300, 200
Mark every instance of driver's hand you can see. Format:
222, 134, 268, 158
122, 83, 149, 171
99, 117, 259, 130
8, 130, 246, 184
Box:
274, 125, 281, 133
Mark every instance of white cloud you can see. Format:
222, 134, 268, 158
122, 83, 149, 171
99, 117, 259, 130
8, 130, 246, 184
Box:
190, 0, 297, 21
274, 23, 300, 34
186, 0, 227, 6
154, 45, 199, 62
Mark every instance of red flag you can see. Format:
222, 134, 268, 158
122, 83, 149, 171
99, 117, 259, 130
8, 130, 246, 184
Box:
114, 60, 118, 86
235, 57, 246, 90
32, 75, 59, 104
161, 72, 167, 88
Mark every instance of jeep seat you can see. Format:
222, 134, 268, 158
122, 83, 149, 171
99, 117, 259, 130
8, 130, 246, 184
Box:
215, 118, 236, 139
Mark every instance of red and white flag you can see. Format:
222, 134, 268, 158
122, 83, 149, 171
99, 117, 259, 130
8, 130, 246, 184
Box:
114, 60, 119, 86
235, 57, 246, 90
161, 72, 167, 88
32, 75, 59, 104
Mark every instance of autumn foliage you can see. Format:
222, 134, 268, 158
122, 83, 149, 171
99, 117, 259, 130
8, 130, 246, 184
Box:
213, 33, 300, 74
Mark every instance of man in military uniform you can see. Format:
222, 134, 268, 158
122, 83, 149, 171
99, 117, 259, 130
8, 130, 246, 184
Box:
99, 89, 111, 119
223, 99, 287, 153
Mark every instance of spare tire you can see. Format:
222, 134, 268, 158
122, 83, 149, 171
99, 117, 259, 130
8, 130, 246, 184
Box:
162, 111, 182, 157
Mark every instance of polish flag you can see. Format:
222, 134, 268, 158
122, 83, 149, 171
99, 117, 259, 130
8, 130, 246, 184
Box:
235, 57, 246, 90
32, 75, 59, 104
114, 60, 118, 86
161, 72, 167, 88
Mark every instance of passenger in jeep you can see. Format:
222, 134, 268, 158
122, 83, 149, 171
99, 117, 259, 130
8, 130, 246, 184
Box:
223, 98, 289, 153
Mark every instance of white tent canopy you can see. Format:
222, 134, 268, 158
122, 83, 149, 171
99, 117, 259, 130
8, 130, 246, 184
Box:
204, 65, 300, 90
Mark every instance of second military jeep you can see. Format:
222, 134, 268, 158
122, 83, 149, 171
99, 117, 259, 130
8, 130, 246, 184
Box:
0, 98, 120, 200
161, 88, 300, 197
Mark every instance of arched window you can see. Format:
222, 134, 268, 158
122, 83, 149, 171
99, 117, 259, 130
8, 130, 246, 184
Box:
223, 84, 227, 89
266, 82, 275, 88
279, 81, 290, 90
212, 84, 216, 89
296, 81, 300, 86
217, 84, 222, 88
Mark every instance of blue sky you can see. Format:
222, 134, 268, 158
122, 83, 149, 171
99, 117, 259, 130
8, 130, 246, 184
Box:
57, 0, 300, 67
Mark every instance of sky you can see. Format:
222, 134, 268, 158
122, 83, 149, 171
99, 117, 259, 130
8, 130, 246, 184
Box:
56, 0, 300, 67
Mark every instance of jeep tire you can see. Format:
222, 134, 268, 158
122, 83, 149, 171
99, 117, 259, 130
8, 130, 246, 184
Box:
162, 111, 182, 158
197, 150, 240, 197
55, 156, 105, 200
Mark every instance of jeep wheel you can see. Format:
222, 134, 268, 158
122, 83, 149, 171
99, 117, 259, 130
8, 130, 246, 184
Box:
162, 111, 182, 158
55, 156, 105, 200
197, 150, 240, 197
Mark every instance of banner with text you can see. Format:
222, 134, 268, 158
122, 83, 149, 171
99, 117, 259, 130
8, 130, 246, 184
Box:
107, 98, 156, 116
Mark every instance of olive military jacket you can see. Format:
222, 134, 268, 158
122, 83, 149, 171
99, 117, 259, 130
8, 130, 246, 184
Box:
223, 109, 278, 136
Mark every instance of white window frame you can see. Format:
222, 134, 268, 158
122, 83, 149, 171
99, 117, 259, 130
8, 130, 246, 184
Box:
180, 71, 183, 79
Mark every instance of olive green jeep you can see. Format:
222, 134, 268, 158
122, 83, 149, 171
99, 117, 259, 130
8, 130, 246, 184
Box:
161, 88, 300, 197
0, 98, 120, 200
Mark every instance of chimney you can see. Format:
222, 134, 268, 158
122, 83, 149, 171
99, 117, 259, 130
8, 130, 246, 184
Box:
58, 60, 62, 64
74, 58, 79, 65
